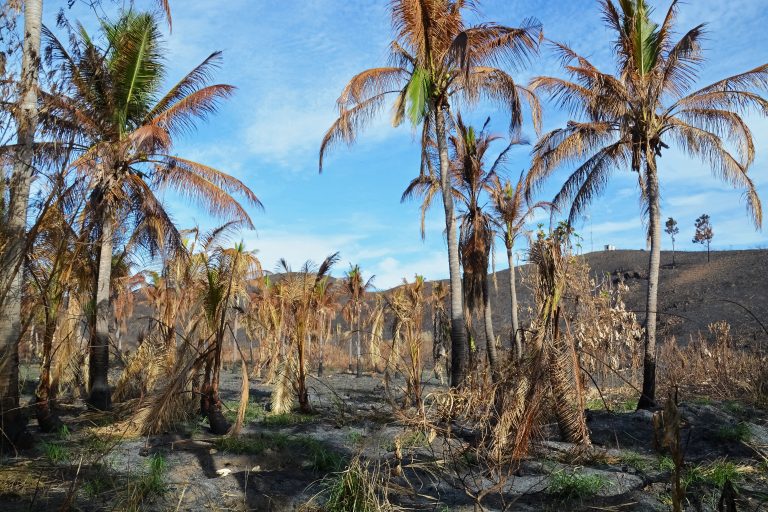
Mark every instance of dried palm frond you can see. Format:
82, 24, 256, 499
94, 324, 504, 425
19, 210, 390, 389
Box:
111, 342, 199, 437
270, 359, 295, 416
50, 298, 88, 397
228, 356, 249, 436
111, 334, 165, 403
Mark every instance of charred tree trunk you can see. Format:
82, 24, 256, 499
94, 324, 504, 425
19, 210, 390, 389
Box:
507, 245, 522, 360
355, 312, 362, 377
35, 310, 62, 433
483, 277, 498, 377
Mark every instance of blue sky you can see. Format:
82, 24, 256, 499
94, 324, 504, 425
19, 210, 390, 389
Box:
53, 0, 768, 288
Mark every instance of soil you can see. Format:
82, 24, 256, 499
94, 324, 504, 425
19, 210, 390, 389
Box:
1, 368, 767, 511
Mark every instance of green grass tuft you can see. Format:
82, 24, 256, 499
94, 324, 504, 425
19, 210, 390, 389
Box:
547, 469, 609, 500
223, 400, 265, 424
684, 459, 748, 490
619, 451, 648, 472
297, 437, 345, 473
715, 422, 751, 442
322, 458, 382, 512
41, 441, 69, 464
121, 454, 168, 511
659, 456, 676, 472
263, 412, 315, 426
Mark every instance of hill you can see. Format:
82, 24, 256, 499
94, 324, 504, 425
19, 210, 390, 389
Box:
481, 249, 768, 346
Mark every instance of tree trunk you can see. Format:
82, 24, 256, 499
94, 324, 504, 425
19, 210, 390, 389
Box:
87, 213, 114, 410
355, 313, 362, 377
0, 0, 42, 452
207, 329, 230, 435
434, 105, 468, 387
348, 321, 353, 373
35, 311, 62, 433
671, 239, 675, 267
482, 278, 498, 376
638, 159, 661, 410
296, 326, 310, 413
507, 244, 522, 360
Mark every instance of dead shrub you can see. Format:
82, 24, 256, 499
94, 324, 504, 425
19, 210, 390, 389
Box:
658, 323, 767, 405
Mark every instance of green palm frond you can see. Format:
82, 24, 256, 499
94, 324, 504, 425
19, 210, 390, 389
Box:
104, 12, 164, 131
406, 66, 432, 127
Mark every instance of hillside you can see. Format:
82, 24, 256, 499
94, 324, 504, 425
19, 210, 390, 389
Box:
483, 249, 768, 346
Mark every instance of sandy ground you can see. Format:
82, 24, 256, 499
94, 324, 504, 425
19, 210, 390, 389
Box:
2, 367, 768, 511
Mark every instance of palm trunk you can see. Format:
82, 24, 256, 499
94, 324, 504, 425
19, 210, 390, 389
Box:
87, 213, 113, 410
348, 319, 353, 373
297, 321, 310, 412
0, 0, 42, 451
638, 159, 661, 409
207, 329, 229, 434
507, 244, 522, 360
482, 277, 498, 376
434, 105, 467, 387
35, 310, 62, 433
355, 313, 362, 377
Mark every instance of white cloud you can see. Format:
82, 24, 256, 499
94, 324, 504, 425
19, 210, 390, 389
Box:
371, 252, 448, 289
241, 230, 362, 273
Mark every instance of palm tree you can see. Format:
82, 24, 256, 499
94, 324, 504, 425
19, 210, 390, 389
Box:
27, 198, 86, 432
0, 0, 42, 451
386, 274, 427, 407
313, 276, 339, 377
527, 0, 766, 408
451, 117, 508, 375
270, 253, 339, 413
342, 264, 374, 377
489, 171, 549, 360
320, 0, 542, 386
198, 241, 260, 433
45, 11, 261, 410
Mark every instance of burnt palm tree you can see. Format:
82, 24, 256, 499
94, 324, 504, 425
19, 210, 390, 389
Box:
45, 11, 261, 410
320, 0, 542, 386
527, 0, 766, 408
198, 240, 261, 433
489, 171, 549, 360
270, 253, 339, 413
26, 197, 87, 432
313, 276, 339, 377
342, 264, 374, 377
